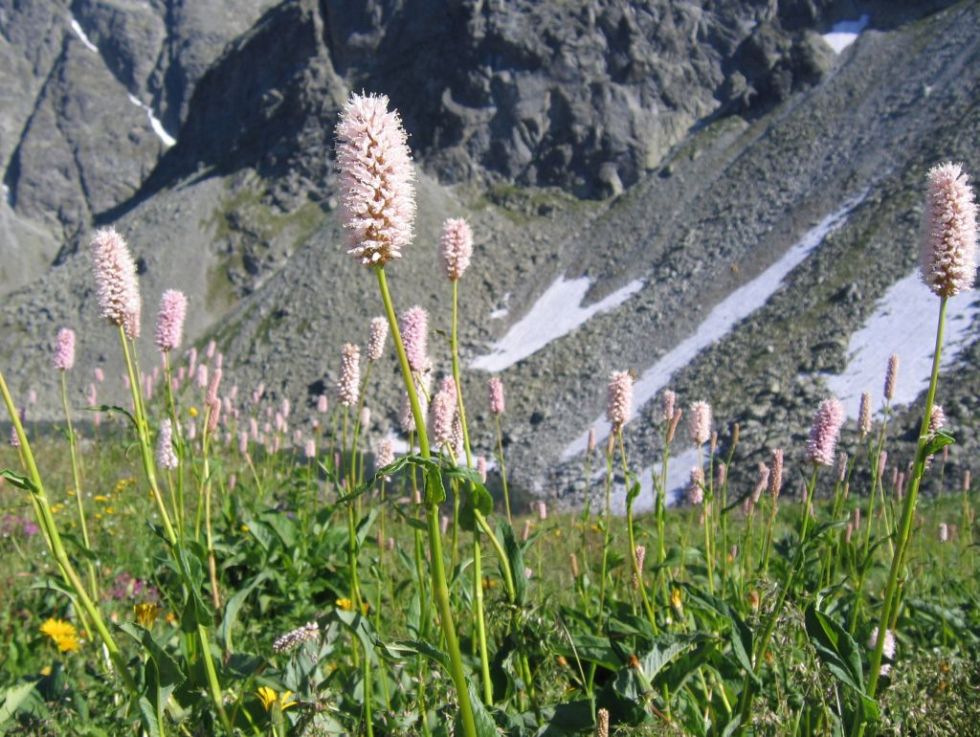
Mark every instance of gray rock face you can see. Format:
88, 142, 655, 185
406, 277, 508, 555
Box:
0, 0, 278, 250
147, 0, 842, 201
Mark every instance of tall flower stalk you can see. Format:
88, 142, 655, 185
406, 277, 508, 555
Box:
89, 228, 230, 732
336, 92, 479, 737
54, 328, 98, 600
857, 163, 976, 734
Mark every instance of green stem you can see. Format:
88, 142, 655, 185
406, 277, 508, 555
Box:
736, 467, 820, 734
494, 415, 512, 523
620, 432, 657, 633
865, 297, 948, 703
375, 267, 479, 737
60, 371, 99, 600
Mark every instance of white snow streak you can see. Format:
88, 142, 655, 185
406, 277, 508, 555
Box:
70, 17, 99, 53
471, 276, 644, 372
128, 94, 177, 147
563, 191, 868, 460
822, 15, 869, 54
823, 274, 978, 416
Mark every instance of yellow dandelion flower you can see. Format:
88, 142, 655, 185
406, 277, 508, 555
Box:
165, 611, 178, 626
40, 618, 81, 653
336, 597, 354, 611
188, 406, 199, 418
257, 686, 297, 712
240, 524, 250, 534
134, 603, 160, 627
105, 506, 115, 515
93, 495, 110, 503
39, 665, 52, 677
50, 503, 64, 514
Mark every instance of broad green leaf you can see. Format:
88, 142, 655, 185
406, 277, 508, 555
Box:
498, 521, 526, 606
425, 467, 447, 505
804, 603, 877, 725
0, 469, 38, 493
219, 571, 271, 651
0, 681, 37, 727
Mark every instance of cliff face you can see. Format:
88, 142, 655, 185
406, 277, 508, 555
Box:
0, 0, 976, 500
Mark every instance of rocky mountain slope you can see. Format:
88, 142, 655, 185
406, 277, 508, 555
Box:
1, 0, 977, 505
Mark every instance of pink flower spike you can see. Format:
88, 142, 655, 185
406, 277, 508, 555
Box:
53, 328, 76, 372
400, 306, 429, 373
430, 388, 457, 448
768, 449, 784, 499
884, 354, 899, 402
334, 92, 415, 267
367, 317, 388, 362
375, 438, 395, 473
606, 370, 633, 433
155, 290, 187, 353
488, 377, 505, 416
338, 343, 361, 408
156, 419, 178, 471
89, 227, 141, 339
688, 401, 711, 446
806, 398, 846, 466
858, 392, 872, 437
921, 162, 977, 298
440, 218, 473, 281
688, 467, 704, 505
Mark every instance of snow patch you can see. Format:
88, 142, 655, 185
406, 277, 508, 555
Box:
471, 276, 644, 372
490, 293, 511, 320
128, 94, 176, 147
823, 274, 979, 416
822, 15, 869, 54
70, 17, 99, 53
563, 191, 868, 460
